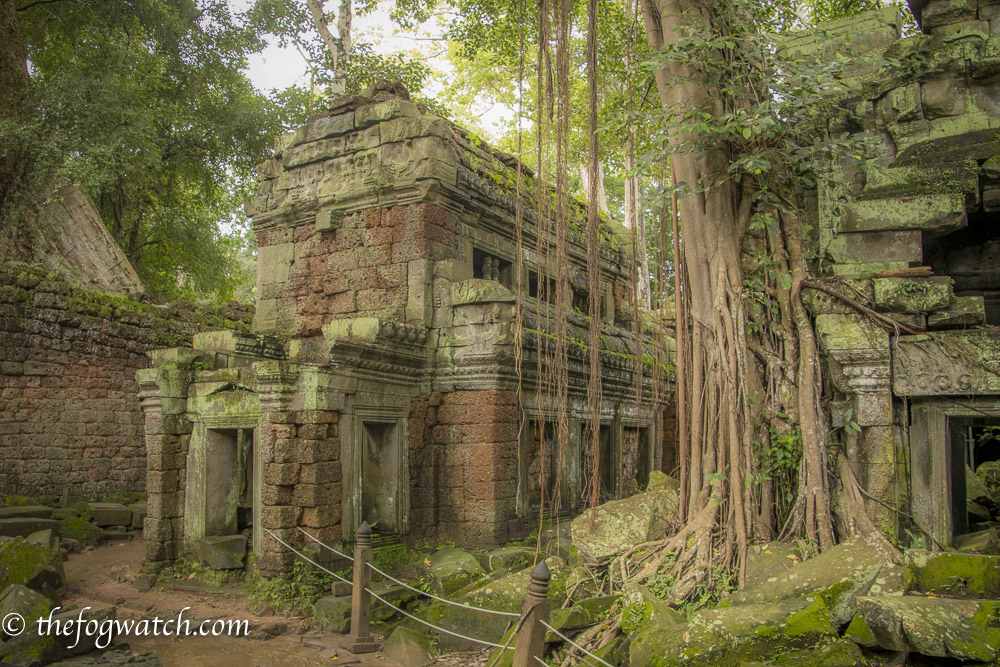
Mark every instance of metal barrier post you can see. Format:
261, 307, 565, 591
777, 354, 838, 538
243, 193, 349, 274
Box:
513, 560, 551, 667
346, 521, 378, 653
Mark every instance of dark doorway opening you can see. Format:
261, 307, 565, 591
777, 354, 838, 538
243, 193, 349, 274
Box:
205, 427, 255, 537
361, 421, 400, 535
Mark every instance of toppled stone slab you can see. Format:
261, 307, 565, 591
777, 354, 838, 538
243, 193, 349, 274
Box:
570, 490, 678, 562
549, 594, 619, 634
87, 503, 133, 528
0, 605, 117, 665
0, 507, 54, 520
0, 519, 60, 539
733, 536, 893, 625
426, 547, 486, 595
0, 585, 50, 640
481, 545, 534, 574
0, 537, 59, 591
313, 595, 352, 633
858, 595, 1000, 661
58, 516, 101, 545
629, 597, 838, 666
621, 582, 685, 635
383, 626, 434, 666
416, 557, 566, 652
646, 470, 680, 493
194, 535, 246, 570
955, 527, 1000, 554
905, 550, 1000, 598
315, 580, 417, 633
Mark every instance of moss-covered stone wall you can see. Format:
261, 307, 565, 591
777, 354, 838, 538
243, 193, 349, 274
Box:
0, 264, 251, 499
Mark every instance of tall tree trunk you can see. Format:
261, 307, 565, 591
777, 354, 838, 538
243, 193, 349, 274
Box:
306, 0, 352, 95
623, 142, 650, 307
0, 0, 29, 222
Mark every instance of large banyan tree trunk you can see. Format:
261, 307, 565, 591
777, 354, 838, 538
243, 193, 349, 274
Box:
634, 0, 844, 594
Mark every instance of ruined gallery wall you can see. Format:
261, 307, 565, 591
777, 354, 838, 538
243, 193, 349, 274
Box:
787, 1, 1000, 542
0, 264, 251, 499
408, 390, 520, 546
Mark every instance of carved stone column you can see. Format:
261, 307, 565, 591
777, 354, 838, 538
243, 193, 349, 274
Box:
137, 366, 192, 570
254, 361, 301, 575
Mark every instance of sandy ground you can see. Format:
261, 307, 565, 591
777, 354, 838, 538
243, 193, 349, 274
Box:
61, 537, 394, 666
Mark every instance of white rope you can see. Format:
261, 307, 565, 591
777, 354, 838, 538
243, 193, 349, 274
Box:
366, 560, 521, 618
264, 529, 353, 587
534, 656, 548, 665
268, 528, 513, 651
539, 620, 614, 667
365, 586, 514, 651
298, 527, 354, 561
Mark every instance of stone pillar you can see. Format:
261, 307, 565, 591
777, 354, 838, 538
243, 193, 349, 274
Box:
842, 362, 896, 538
815, 313, 897, 539
254, 361, 301, 575
137, 366, 192, 570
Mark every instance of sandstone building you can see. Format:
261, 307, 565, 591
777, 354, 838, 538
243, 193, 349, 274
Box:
137, 93, 673, 573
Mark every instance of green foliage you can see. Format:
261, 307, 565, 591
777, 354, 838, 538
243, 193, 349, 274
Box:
248, 559, 335, 616
247, 0, 443, 114
7, 0, 278, 302
162, 557, 246, 587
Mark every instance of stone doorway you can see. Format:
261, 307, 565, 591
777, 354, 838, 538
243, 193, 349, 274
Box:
346, 408, 409, 539
909, 401, 1000, 548
186, 425, 259, 550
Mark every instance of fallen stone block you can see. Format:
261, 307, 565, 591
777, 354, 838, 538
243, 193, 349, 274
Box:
86, 503, 132, 528
733, 536, 894, 626
415, 557, 566, 652
313, 594, 351, 633
0, 507, 54, 521
0, 585, 50, 640
194, 535, 247, 570
646, 470, 680, 492
0, 605, 116, 665
955, 527, 1000, 555
0, 518, 60, 539
858, 595, 1000, 661
481, 545, 534, 574
904, 550, 1000, 598
426, 547, 486, 595
0, 537, 58, 591
383, 626, 434, 667
570, 489, 678, 562
629, 597, 838, 666
549, 594, 620, 635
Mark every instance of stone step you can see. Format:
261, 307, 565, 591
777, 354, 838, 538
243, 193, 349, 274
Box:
904, 550, 1000, 598
0, 506, 54, 520
855, 595, 1000, 661
0, 518, 60, 539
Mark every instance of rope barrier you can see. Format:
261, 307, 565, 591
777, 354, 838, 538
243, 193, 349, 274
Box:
366, 560, 521, 618
297, 527, 354, 561
267, 528, 512, 651
264, 529, 353, 587
539, 620, 614, 667
364, 585, 514, 651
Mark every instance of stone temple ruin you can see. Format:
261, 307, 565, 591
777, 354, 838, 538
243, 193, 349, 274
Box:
789, 2, 1000, 551
1, 0, 999, 590
137, 92, 673, 573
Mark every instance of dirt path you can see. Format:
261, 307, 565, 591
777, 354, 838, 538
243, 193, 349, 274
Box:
62, 538, 394, 666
